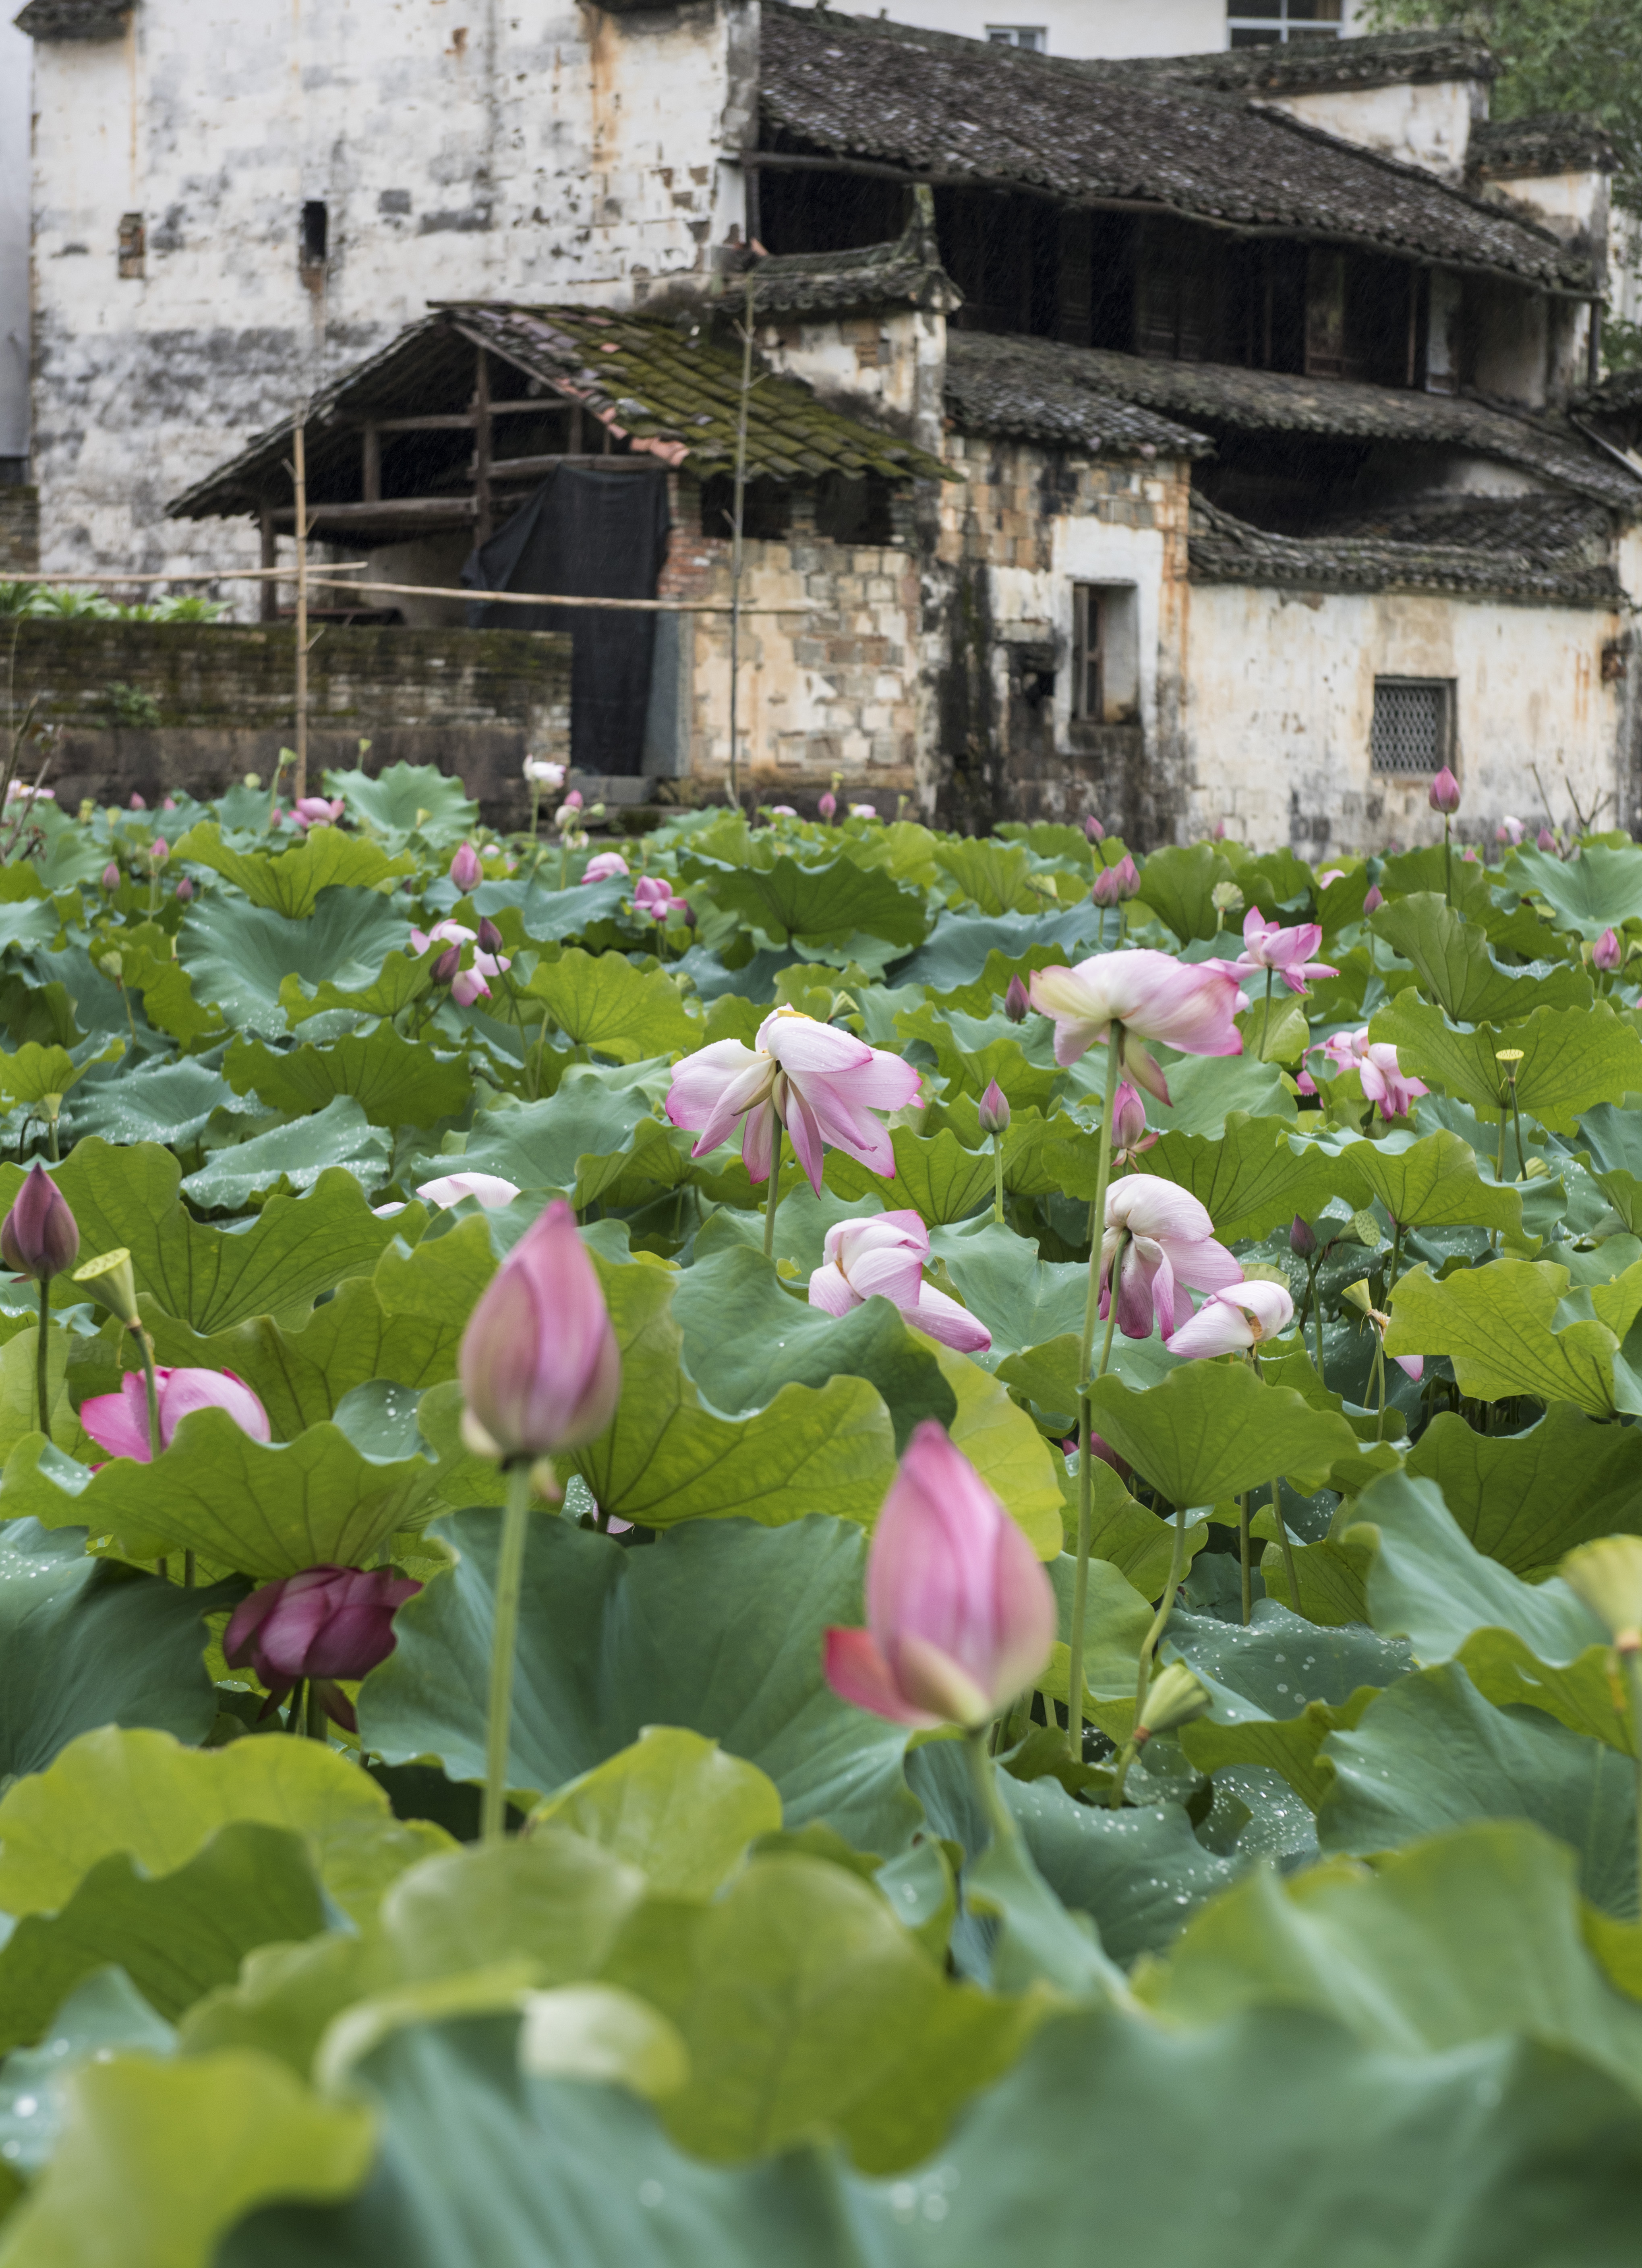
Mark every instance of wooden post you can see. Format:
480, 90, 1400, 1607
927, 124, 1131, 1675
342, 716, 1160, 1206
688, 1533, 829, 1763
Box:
727, 272, 756, 813
293, 410, 310, 803
362, 421, 381, 503
474, 349, 493, 548
259, 506, 278, 625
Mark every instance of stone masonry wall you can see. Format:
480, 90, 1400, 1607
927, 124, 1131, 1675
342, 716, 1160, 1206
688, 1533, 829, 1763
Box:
0, 487, 39, 576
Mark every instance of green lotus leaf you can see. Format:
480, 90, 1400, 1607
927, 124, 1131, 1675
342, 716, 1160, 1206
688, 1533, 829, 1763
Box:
325, 761, 478, 845
413, 1060, 676, 1198
1384, 1256, 1642, 1417
1370, 893, 1592, 1022
1333, 1126, 1524, 1239
68, 1056, 255, 1147
530, 1729, 783, 1899
678, 852, 930, 949
1140, 1114, 1362, 1242
179, 1096, 393, 1211
224, 1029, 472, 1130
280, 944, 434, 1028
933, 837, 1045, 915
522, 947, 698, 1063
889, 905, 1104, 990
1405, 1404, 1642, 1578
171, 820, 414, 918
1134, 841, 1236, 944
1086, 1361, 1362, 1506
1370, 996, 1642, 1132
179, 889, 410, 1037
893, 999, 1062, 1112
1509, 842, 1642, 940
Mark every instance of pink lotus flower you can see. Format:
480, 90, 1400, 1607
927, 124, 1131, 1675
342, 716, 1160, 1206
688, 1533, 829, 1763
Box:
80, 1366, 272, 1462
410, 919, 509, 1002
665, 1006, 921, 1193
822, 1421, 1054, 1730
1497, 816, 1524, 846
582, 851, 630, 884
770, 805, 797, 817
415, 1173, 521, 1212
1594, 928, 1623, 973
1429, 767, 1460, 815
808, 1211, 991, 1353
1101, 1176, 1241, 1339
459, 1197, 621, 1462
1091, 853, 1139, 909
225, 1566, 421, 1732
631, 873, 688, 924
292, 795, 345, 832
976, 1079, 1010, 1138
818, 792, 837, 822
850, 803, 877, 819
1317, 869, 1344, 889
1166, 1279, 1293, 1359
1232, 906, 1337, 996
1030, 950, 1243, 1106
451, 968, 491, 1009
449, 843, 483, 892
1295, 1068, 1318, 1098
1111, 1079, 1157, 1167
1316, 1027, 1428, 1120
1393, 1354, 1424, 1383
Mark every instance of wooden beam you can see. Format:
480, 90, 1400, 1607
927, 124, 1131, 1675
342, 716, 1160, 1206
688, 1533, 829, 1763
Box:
361, 422, 381, 503
488, 452, 653, 481
259, 506, 277, 625
268, 497, 479, 526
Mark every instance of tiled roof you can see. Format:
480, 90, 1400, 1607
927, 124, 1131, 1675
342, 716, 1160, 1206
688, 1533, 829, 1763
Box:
758, 7, 1594, 294
169, 304, 948, 521
943, 333, 1210, 458
1470, 113, 1619, 178
742, 195, 962, 318
1114, 28, 1498, 97
1189, 493, 1623, 607
14, 0, 128, 31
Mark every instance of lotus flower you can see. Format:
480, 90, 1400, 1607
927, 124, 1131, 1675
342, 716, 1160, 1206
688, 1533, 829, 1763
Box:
100, 862, 119, 893
1315, 1027, 1428, 1121
808, 1211, 990, 1353
449, 843, 483, 892
582, 851, 630, 884
292, 795, 345, 832
410, 919, 509, 1007
1428, 768, 1460, 814
1091, 854, 1139, 909
770, 805, 797, 817
1594, 928, 1623, 973
1317, 870, 1344, 889
524, 757, 565, 789
850, 803, 877, 820
1166, 1279, 1294, 1359
1362, 884, 1384, 914
415, 1173, 521, 1212
1029, 950, 1243, 1105
1497, 816, 1524, 846
80, 1366, 272, 1462
822, 1421, 1054, 1730
224, 1566, 421, 1732
632, 874, 689, 924
1, 1164, 79, 1282
1232, 907, 1337, 996
1110, 1079, 1157, 1167
1101, 1176, 1241, 1339
665, 1007, 921, 1193
459, 1198, 621, 1462
976, 1080, 1010, 1138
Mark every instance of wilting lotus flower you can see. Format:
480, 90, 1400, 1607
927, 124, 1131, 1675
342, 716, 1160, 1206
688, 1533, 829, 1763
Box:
292, 796, 345, 832
632, 873, 689, 924
1497, 815, 1524, 846
1091, 854, 1139, 909
1594, 928, 1624, 973
1316, 1027, 1428, 1121
665, 1006, 921, 1193
225, 1566, 421, 1732
459, 1198, 621, 1462
1428, 767, 1460, 815
449, 843, 483, 892
582, 851, 630, 884
823, 1421, 1055, 1730
1110, 1079, 1157, 1167
1030, 950, 1243, 1105
1232, 907, 1337, 996
808, 1211, 990, 1353
80, 1366, 272, 1462
818, 791, 837, 822
1101, 1176, 1241, 1340
416, 1173, 521, 1212
1002, 974, 1030, 1023
1166, 1279, 1294, 1359
1, 1165, 79, 1282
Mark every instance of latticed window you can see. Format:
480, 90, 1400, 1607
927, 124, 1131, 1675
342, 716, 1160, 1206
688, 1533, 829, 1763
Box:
1371, 677, 1454, 777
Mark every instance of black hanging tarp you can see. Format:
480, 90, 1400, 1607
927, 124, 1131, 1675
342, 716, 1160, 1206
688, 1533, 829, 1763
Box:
462, 465, 671, 776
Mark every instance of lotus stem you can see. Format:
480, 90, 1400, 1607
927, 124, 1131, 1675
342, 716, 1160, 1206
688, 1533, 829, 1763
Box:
482, 1457, 535, 1842
1625, 1647, 1642, 1920
1271, 1484, 1302, 1609
1238, 1491, 1253, 1626
763, 1128, 785, 1261
1068, 1032, 1123, 1765
1113, 1500, 1191, 1806
135, 1330, 161, 1461
35, 1278, 49, 1441
965, 1724, 1020, 1849
992, 1133, 1004, 1225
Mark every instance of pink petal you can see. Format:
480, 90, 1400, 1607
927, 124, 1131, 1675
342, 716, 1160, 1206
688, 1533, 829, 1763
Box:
912, 1282, 992, 1353
79, 1375, 154, 1462
1166, 1301, 1255, 1359
158, 1367, 273, 1446
808, 1263, 859, 1317
741, 1098, 779, 1185
1106, 1175, 1217, 1246
823, 1625, 939, 1728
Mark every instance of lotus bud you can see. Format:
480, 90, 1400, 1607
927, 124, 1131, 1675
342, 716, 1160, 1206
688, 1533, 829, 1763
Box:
1561, 1537, 1642, 1654
1112, 1079, 1148, 1154
1002, 974, 1030, 1023
1084, 815, 1105, 843
1538, 826, 1558, 853
1091, 860, 1125, 909
449, 842, 483, 893
1363, 884, 1384, 914
101, 862, 120, 893
818, 791, 837, 822
1087, 1430, 1130, 1482
432, 945, 461, 986
73, 1246, 140, 1329
1289, 1214, 1318, 1260
976, 1080, 1010, 1137
477, 915, 505, 957
459, 1198, 621, 1463
150, 837, 168, 865
128, 792, 147, 811
1497, 815, 1524, 846
0, 1164, 79, 1282
1594, 928, 1623, 973
175, 875, 194, 903
1428, 767, 1460, 815
1134, 1661, 1211, 1744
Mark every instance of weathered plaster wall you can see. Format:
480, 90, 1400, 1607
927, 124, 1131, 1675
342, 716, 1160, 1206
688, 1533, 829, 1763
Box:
1178, 581, 1625, 856
758, 308, 947, 453
0, 19, 31, 464
1269, 77, 1481, 183
29, 0, 754, 580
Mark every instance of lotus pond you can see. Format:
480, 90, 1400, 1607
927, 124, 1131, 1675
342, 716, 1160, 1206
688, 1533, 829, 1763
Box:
0, 768, 1640, 2263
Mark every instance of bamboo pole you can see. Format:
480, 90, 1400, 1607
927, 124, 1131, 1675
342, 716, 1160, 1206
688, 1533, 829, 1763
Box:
727, 273, 756, 814
293, 410, 310, 802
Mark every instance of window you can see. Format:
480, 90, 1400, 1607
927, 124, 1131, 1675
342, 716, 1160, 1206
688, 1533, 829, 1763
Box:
1227, 0, 1342, 46
1371, 678, 1454, 776
300, 200, 329, 271
987, 25, 1046, 49
117, 212, 145, 280
1073, 585, 1139, 725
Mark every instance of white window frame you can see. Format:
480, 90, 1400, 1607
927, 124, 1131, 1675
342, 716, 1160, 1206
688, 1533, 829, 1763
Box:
986, 25, 1047, 50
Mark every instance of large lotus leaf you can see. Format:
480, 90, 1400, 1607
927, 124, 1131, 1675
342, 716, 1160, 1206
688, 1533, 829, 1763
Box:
1134, 841, 1235, 944
0, 1725, 451, 1928
567, 1254, 896, 1532
171, 819, 414, 917
1317, 1664, 1638, 1915
998, 1320, 1181, 1423
1509, 843, 1642, 938
418, 1060, 675, 1197
531, 1729, 783, 1899
893, 1000, 1062, 1112
523, 948, 698, 1063
1370, 996, 1642, 1132
325, 761, 478, 845
106, 929, 227, 1049
180, 1096, 393, 1210
359, 1511, 921, 1857
926, 1217, 1088, 1364
679, 853, 930, 949
1, 1405, 437, 1577
0, 1968, 176, 2181
0, 1822, 327, 2055
1370, 893, 1592, 1022
0, 1520, 229, 1779
280, 946, 433, 1029
1385, 1257, 1640, 1417
1086, 1363, 1361, 1505
4, 1143, 408, 1333
68, 1055, 257, 1148
823, 1125, 995, 1225
472, 873, 632, 943
1134, 1048, 1296, 1137
1145, 1820, 1642, 2095
603, 1852, 1039, 2171
178, 889, 411, 1037
888, 905, 1104, 990
1140, 1115, 1364, 1242
933, 836, 1043, 915
224, 1030, 471, 1130
0, 1037, 117, 1108
221, 2001, 1642, 2268
1335, 1126, 1524, 1237
1405, 1405, 1642, 1577
1339, 1469, 1623, 1752
0, 2046, 373, 2268
1574, 1098, 1642, 1231
669, 1245, 955, 1453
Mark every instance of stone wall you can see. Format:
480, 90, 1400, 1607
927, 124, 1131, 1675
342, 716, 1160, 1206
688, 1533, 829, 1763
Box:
0, 487, 39, 575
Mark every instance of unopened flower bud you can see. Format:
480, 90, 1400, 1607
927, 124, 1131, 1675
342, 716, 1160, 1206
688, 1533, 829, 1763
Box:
477, 915, 505, 957
1135, 1661, 1211, 1744
0, 1164, 79, 1282
1428, 767, 1460, 815
432, 945, 461, 986
175, 875, 194, 903
1363, 884, 1384, 914
101, 862, 120, 893
150, 837, 168, 864
1084, 815, 1105, 843
128, 792, 147, 811
73, 1245, 140, 1328
1594, 928, 1623, 973
459, 1198, 621, 1461
818, 791, 837, 822
977, 1079, 1010, 1137
1538, 826, 1558, 854
1002, 974, 1030, 1023
449, 842, 482, 893
1289, 1215, 1318, 1260
1112, 1079, 1148, 1154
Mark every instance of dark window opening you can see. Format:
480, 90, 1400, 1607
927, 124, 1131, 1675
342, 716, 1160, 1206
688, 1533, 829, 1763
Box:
936, 187, 1059, 338
814, 472, 894, 545
1371, 678, 1454, 776
1073, 584, 1139, 724
117, 212, 145, 280
300, 200, 329, 269
755, 166, 909, 257
700, 475, 791, 542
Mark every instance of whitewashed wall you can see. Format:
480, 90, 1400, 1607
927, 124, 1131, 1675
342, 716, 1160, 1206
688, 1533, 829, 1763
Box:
0, 19, 31, 464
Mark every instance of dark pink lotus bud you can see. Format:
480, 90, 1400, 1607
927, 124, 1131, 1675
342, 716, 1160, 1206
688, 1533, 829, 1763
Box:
1363, 884, 1384, 914
1538, 827, 1558, 853
449, 843, 482, 893
1428, 767, 1460, 815
1595, 928, 1623, 972
1290, 1214, 1318, 1259
818, 791, 837, 822
1, 1164, 79, 1282
476, 915, 505, 956
1084, 815, 1105, 843
175, 875, 194, 903
1112, 1079, 1148, 1154
101, 862, 120, 893
1002, 974, 1030, 1023
976, 1079, 1010, 1137
563, 789, 584, 812
128, 792, 147, 811
1089, 1430, 1131, 1483
224, 1565, 422, 1732
1092, 853, 1140, 908
459, 1197, 621, 1461
432, 945, 461, 986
